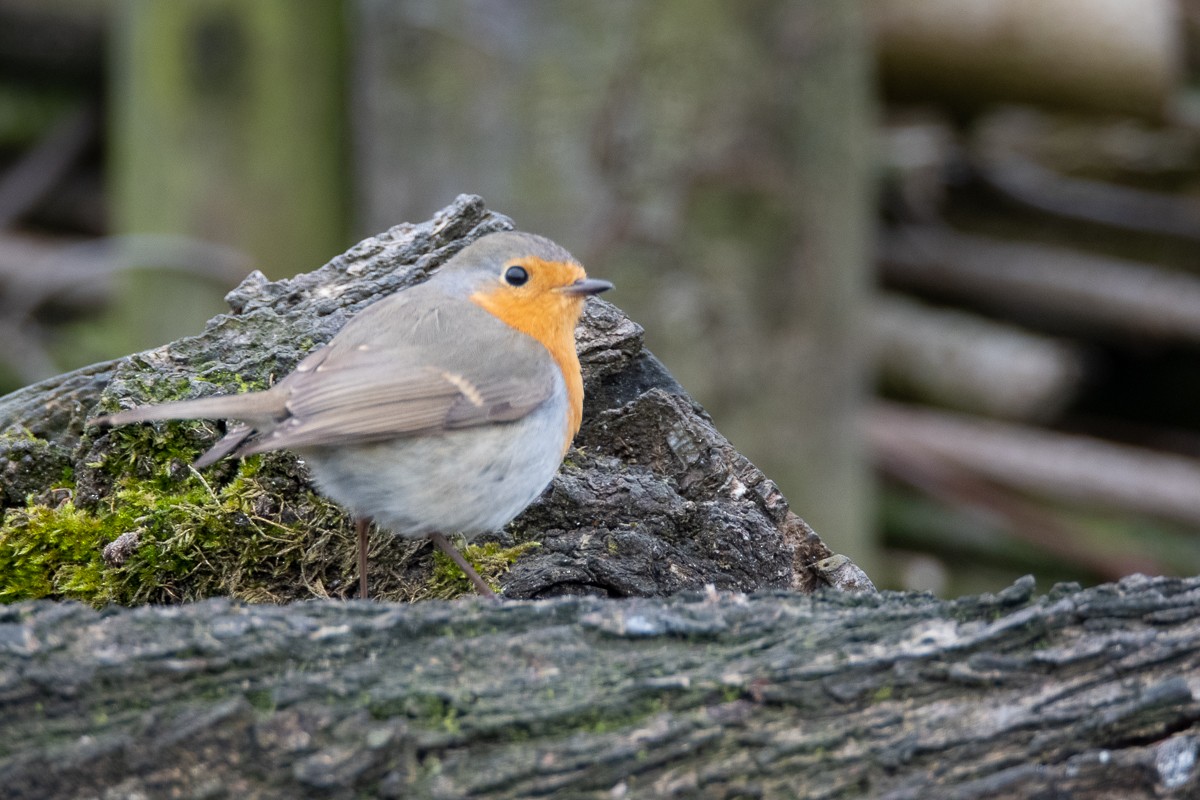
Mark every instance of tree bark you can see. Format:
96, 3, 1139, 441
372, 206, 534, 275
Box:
2, 574, 1198, 798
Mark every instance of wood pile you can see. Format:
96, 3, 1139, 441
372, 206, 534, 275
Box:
872, 0, 1200, 592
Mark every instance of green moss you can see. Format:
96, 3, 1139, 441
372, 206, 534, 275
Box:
0, 496, 106, 601
578, 697, 667, 736
245, 689, 276, 712
417, 540, 540, 600
0, 427, 39, 446
0, 446, 349, 606
0, 414, 539, 605
370, 692, 455, 724
91, 420, 211, 482
121, 370, 195, 405
2, 375, 544, 606
196, 370, 269, 395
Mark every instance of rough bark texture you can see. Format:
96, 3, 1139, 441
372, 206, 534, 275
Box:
2, 575, 1198, 798
2, 198, 1198, 797
0, 195, 834, 603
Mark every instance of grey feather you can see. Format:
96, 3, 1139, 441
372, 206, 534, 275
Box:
90, 279, 557, 466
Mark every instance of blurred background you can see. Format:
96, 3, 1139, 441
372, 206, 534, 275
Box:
3, 0, 1200, 595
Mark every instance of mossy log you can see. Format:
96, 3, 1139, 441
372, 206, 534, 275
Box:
2, 575, 1199, 798
0, 195, 837, 604
2, 198, 1199, 796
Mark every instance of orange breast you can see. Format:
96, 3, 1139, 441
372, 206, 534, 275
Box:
470, 258, 588, 453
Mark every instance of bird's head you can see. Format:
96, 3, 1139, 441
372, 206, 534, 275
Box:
441, 231, 612, 346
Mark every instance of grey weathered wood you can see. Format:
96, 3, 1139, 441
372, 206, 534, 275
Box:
870, 402, 1200, 529
1, 575, 1198, 798
879, 225, 1200, 343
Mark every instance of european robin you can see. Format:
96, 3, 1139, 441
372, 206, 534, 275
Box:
90, 231, 612, 600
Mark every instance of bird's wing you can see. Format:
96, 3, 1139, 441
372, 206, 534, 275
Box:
239, 291, 558, 454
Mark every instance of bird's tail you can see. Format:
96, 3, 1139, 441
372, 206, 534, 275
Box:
89, 390, 284, 468
89, 390, 282, 429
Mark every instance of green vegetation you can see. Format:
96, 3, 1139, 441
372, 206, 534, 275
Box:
0, 410, 532, 606
418, 539, 540, 601
0, 427, 348, 605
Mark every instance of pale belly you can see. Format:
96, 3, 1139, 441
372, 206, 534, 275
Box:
297, 395, 568, 539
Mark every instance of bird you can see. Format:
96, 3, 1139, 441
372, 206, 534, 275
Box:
90, 231, 612, 601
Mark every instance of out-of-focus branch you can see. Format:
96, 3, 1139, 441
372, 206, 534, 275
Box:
872, 0, 1182, 118
869, 401, 1200, 528
873, 293, 1085, 421
880, 224, 1200, 342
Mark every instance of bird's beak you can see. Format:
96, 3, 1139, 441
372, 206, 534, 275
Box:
559, 278, 613, 296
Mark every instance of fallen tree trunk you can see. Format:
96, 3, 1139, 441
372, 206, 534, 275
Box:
2, 575, 1199, 798
5, 197, 1196, 798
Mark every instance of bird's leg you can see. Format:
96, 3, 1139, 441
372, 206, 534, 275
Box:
428, 532, 499, 601
356, 517, 371, 600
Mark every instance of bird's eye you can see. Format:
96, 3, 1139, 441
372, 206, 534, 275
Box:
504, 265, 529, 286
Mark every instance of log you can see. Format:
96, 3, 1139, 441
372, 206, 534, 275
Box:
873, 293, 1084, 421
0, 195, 838, 604
869, 402, 1200, 528
875, 443, 1180, 581
879, 224, 1200, 342
1, 575, 1198, 798
974, 144, 1200, 244
872, 0, 1182, 118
